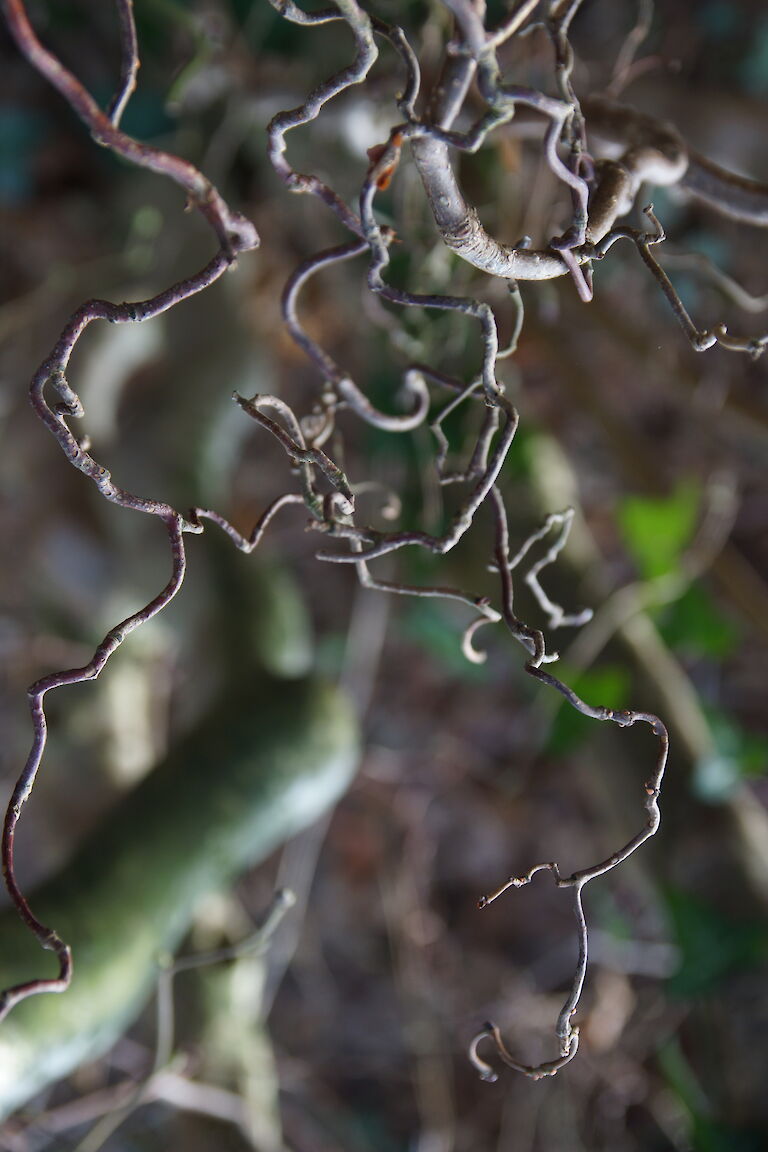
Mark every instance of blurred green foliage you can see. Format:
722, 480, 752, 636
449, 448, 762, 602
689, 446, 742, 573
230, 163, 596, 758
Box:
663, 886, 767, 999
656, 584, 739, 661
618, 481, 699, 581
615, 482, 765, 799
0, 107, 45, 203
693, 712, 768, 802
743, 18, 768, 94
658, 1037, 765, 1152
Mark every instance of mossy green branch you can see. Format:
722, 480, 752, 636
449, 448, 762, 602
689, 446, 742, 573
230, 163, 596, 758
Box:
0, 674, 358, 1119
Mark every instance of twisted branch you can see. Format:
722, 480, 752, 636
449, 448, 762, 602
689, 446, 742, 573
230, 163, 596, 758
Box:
3, 0, 766, 1083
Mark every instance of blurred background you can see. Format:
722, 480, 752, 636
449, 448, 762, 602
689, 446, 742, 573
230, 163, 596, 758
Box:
1, 1, 768, 1149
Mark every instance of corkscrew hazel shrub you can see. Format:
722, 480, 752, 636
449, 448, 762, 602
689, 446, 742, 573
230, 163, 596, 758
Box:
1, 0, 767, 1093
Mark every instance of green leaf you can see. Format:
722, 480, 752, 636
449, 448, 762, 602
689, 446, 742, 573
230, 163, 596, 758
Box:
618, 481, 700, 580
656, 584, 739, 660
